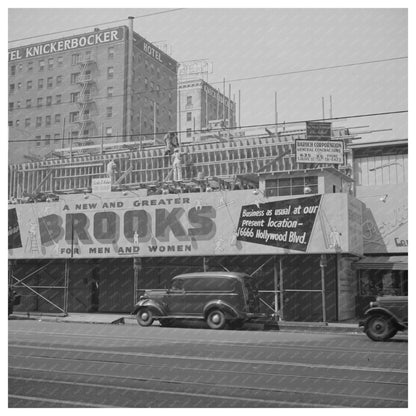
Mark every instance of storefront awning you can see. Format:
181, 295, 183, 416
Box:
353, 256, 408, 270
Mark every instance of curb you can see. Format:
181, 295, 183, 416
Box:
10, 313, 362, 334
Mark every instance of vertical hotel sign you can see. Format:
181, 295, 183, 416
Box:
9, 27, 124, 61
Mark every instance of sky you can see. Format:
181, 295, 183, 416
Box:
7, 6, 408, 142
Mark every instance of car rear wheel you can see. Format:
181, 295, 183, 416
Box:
365, 314, 397, 341
206, 309, 226, 330
136, 308, 154, 327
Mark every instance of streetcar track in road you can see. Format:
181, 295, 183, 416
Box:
8, 329, 408, 356
8, 394, 113, 408
8, 351, 408, 386
9, 367, 407, 407
9, 343, 408, 375
8, 375, 332, 408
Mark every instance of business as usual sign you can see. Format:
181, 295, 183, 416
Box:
236, 195, 322, 252
8, 190, 363, 258
296, 140, 344, 164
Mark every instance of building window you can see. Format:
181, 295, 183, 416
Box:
16, 101, 21, 109
70, 73, 80, 84
25, 118, 31, 127
36, 116, 42, 127
39, 60, 45, 71
107, 87, 113, 97
38, 79, 44, 89
18, 63, 23, 72
106, 127, 112, 136
15, 120, 20, 127
106, 107, 113, 118
55, 114, 61, 123
69, 111, 79, 123
186, 96, 192, 106
9, 84, 15, 93
108, 47, 114, 59
35, 136, 41, 147
56, 75, 62, 86
265, 176, 318, 197
85, 50, 92, 61
26, 81, 32, 90
26, 99, 32, 108
70, 92, 80, 103
71, 131, 79, 139
37, 97, 43, 107
56, 95, 62, 104
8, 121, 13, 127
45, 115, 51, 126
45, 134, 51, 145
71, 54, 80, 65
186, 128, 192, 138
17, 82, 22, 89
8, 102, 14, 111
47, 77, 53, 88
10, 65, 16, 76
186, 112, 192, 122
46, 96, 52, 106
28, 61, 33, 71
54, 133, 60, 142
48, 58, 54, 70
57, 56, 63, 66
107, 67, 114, 80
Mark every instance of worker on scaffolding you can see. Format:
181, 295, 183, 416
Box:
106, 159, 118, 185
164, 131, 179, 155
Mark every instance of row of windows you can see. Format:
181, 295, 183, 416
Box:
9, 67, 114, 94
8, 86, 116, 112
9, 47, 115, 76
265, 177, 319, 197
9, 107, 113, 128
9, 75, 62, 92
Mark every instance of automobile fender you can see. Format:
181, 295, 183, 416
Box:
132, 299, 167, 317
363, 307, 406, 330
203, 300, 240, 319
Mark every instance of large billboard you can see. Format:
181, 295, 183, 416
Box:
8, 190, 363, 259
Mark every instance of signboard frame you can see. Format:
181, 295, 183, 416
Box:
295, 139, 344, 165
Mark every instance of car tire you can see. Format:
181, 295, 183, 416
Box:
365, 314, 398, 341
136, 308, 154, 327
206, 309, 226, 330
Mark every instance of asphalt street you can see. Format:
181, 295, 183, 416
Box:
8, 320, 408, 408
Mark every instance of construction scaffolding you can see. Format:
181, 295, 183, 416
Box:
8, 129, 353, 199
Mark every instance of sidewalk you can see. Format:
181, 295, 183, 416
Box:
10, 312, 363, 334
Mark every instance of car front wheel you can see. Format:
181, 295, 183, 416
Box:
206, 309, 226, 330
365, 314, 397, 341
136, 308, 154, 327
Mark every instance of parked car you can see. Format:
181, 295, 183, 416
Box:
132, 272, 277, 330
359, 296, 408, 341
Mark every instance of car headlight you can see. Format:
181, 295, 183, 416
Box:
369, 301, 378, 308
